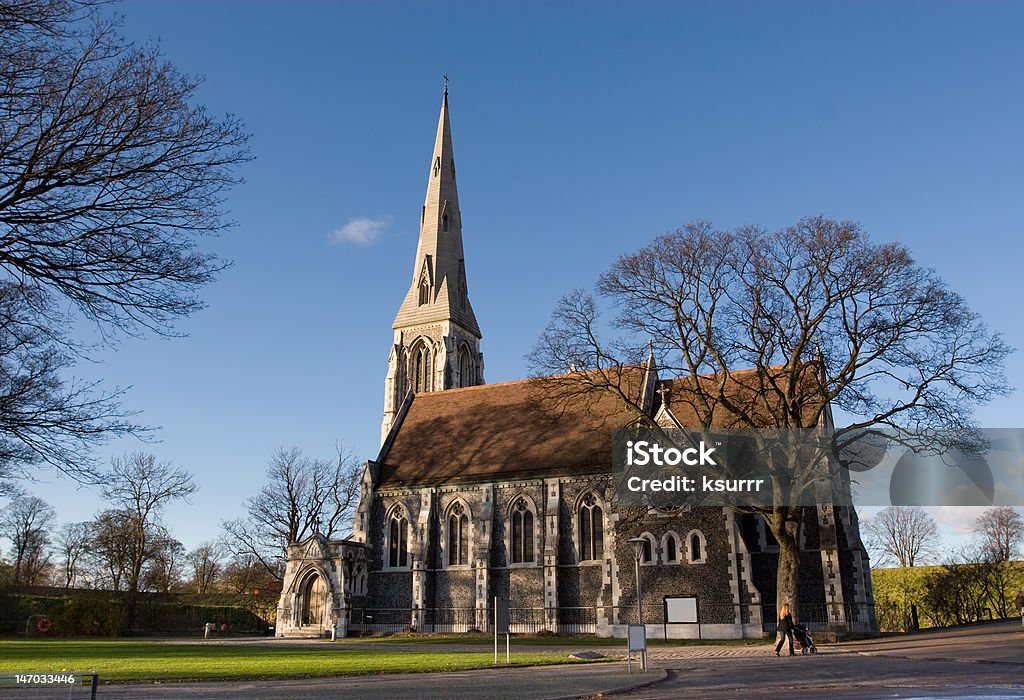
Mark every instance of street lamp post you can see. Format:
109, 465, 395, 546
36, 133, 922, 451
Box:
626, 537, 647, 671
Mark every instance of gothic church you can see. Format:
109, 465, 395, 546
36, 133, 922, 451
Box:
275, 89, 876, 639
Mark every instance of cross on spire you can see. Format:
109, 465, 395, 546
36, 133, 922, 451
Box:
443, 73, 449, 95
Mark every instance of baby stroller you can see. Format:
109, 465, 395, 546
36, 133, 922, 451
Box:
793, 623, 817, 654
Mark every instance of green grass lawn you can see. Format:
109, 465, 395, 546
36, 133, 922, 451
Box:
0, 640, 592, 683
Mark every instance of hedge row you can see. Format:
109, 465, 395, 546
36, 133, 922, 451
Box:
0, 590, 273, 636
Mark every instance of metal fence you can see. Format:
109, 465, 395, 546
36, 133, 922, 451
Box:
346, 601, 875, 637
761, 601, 876, 634
347, 606, 598, 635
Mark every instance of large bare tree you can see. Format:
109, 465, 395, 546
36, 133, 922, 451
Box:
221, 446, 361, 580
529, 217, 1010, 616
0, 492, 55, 584
0, 1, 249, 485
98, 452, 196, 627
863, 505, 939, 568
973, 506, 1024, 563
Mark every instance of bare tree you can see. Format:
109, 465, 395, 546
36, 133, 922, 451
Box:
186, 540, 223, 594
221, 446, 361, 579
0, 283, 140, 489
142, 534, 184, 593
54, 520, 91, 587
0, 493, 55, 584
973, 507, 1024, 563
88, 508, 134, 591
528, 218, 1010, 615
0, 1, 249, 485
864, 506, 939, 568
921, 544, 1012, 625
99, 452, 196, 626
220, 553, 277, 595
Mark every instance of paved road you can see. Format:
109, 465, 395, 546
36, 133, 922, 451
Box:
623, 619, 1024, 700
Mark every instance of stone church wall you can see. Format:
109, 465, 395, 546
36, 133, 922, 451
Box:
615, 508, 737, 625
432, 570, 475, 608
369, 571, 412, 609
557, 564, 604, 610
364, 485, 869, 638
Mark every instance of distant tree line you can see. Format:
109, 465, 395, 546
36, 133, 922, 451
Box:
867, 505, 1024, 632
0, 446, 361, 605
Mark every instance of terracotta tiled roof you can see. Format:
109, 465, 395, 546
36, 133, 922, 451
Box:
375, 367, 649, 488
375, 364, 824, 489
659, 364, 825, 428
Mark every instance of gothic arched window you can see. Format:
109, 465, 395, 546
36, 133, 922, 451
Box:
686, 529, 707, 564
388, 508, 409, 568
442, 213, 449, 232
458, 344, 474, 388
510, 497, 535, 564
410, 340, 432, 393
578, 493, 604, 561
448, 502, 469, 566
639, 532, 656, 565
418, 276, 430, 306
662, 531, 681, 564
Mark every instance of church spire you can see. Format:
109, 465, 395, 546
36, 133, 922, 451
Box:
381, 86, 485, 443
391, 86, 479, 336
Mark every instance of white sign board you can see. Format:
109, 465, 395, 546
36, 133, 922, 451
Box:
627, 623, 647, 651
665, 596, 698, 624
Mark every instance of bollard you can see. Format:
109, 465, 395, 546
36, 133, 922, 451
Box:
204, 622, 213, 639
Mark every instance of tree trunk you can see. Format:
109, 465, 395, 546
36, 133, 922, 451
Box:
772, 515, 802, 621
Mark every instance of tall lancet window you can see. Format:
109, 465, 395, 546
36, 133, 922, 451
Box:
578, 492, 604, 561
448, 502, 469, 566
388, 507, 409, 568
510, 497, 535, 564
410, 340, 432, 393
442, 213, 449, 232
418, 276, 430, 306
458, 344, 474, 388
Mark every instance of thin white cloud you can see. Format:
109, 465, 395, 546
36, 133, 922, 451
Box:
329, 216, 393, 245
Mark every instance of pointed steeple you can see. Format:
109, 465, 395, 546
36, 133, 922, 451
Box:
381, 86, 485, 443
392, 88, 479, 336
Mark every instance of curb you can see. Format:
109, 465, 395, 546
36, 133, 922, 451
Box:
844, 650, 1024, 667
542, 668, 670, 700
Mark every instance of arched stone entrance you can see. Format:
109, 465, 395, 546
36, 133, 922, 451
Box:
300, 571, 329, 627
276, 534, 371, 638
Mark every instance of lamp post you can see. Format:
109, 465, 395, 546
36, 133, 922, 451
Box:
626, 537, 647, 670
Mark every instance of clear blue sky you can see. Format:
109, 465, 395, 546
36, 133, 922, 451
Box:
7, 1, 1024, 554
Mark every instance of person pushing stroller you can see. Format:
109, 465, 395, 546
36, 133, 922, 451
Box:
793, 622, 817, 654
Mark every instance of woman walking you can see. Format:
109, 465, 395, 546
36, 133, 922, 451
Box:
775, 602, 795, 656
